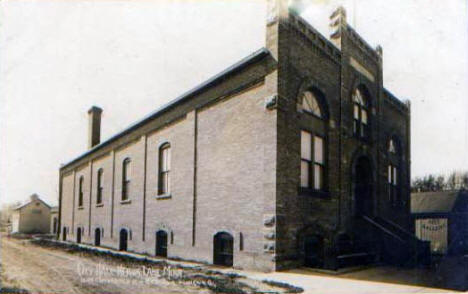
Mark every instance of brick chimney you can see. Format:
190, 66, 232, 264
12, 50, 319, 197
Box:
88, 106, 103, 149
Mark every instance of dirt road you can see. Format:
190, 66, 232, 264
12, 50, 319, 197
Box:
0, 236, 209, 294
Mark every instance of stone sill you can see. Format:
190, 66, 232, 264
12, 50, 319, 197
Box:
155, 194, 172, 200
120, 199, 132, 205
96, 203, 104, 208
299, 188, 329, 198
77, 206, 84, 210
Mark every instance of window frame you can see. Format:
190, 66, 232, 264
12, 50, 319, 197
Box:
158, 143, 171, 196
96, 168, 103, 205
352, 88, 370, 140
78, 176, 84, 208
122, 158, 131, 201
301, 91, 323, 119
387, 137, 402, 206
300, 130, 327, 194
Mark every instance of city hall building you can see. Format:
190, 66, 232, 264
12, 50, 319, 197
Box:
58, 2, 425, 271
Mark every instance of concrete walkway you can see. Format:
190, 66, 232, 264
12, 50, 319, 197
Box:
227, 268, 456, 294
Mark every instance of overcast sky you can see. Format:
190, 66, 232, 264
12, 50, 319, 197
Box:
1, 0, 466, 206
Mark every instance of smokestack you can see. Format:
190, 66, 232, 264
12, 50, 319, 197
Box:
88, 106, 102, 149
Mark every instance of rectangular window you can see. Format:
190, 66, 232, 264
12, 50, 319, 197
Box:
122, 159, 131, 201
159, 144, 171, 195
78, 177, 84, 207
300, 131, 325, 191
97, 169, 103, 204
388, 164, 399, 205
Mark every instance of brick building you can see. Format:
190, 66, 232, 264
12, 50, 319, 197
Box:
58, 2, 425, 271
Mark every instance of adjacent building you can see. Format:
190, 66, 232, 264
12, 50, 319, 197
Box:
412, 190, 468, 255
11, 194, 51, 234
58, 2, 424, 271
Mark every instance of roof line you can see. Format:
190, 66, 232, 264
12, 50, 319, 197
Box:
61, 47, 272, 169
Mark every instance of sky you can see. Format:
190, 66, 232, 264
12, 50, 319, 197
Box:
0, 0, 466, 206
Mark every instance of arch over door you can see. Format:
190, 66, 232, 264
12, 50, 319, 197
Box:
155, 230, 168, 257
119, 229, 128, 251
213, 232, 234, 266
353, 156, 373, 216
76, 227, 82, 244
95, 228, 101, 246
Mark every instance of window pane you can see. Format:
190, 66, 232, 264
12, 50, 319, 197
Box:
314, 164, 322, 190
388, 165, 392, 184
161, 173, 169, 194
354, 105, 359, 119
361, 109, 368, 124
301, 131, 312, 160
389, 139, 396, 153
302, 92, 322, 117
166, 147, 171, 170
301, 161, 309, 188
302, 92, 312, 112
314, 136, 324, 164
393, 167, 398, 185
124, 160, 130, 180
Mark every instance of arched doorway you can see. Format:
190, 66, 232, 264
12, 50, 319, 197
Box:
213, 232, 234, 266
119, 229, 128, 251
76, 227, 82, 244
95, 228, 101, 246
353, 156, 373, 216
155, 230, 168, 257
62, 227, 67, 241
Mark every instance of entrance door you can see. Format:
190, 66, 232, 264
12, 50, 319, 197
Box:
119, 229, 128, 251
62, 227, 67, 241
354, 156, 373, 216
213, 232, 233, 266
76, 227, 82, 244
304, 235, 324, 267
155, 230, 168, 257
95, 228, 101, 246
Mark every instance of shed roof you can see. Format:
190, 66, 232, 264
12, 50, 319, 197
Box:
411, 191, 460, 214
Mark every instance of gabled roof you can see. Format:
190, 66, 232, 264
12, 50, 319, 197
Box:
411, 191, 466, 214
61, 47, 273, 169
13, 194, 51, 211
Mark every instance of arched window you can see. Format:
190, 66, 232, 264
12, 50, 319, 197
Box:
158, 143, 171, 195
78, 176, 84, 207
122, 158, 131, 201
299, 89, 327, 193
301, 91, 322, 118
387, 137, 401, 206
352, 87, 369, 139
96, 168, 103, 204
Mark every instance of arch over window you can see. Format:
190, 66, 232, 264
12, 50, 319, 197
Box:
301, 91, 323, 118
78, 176, 84, 207
158, 143, 171, 195
97, 168, 103, 204
122, 158, 131, 201
352, 86, 370, 139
